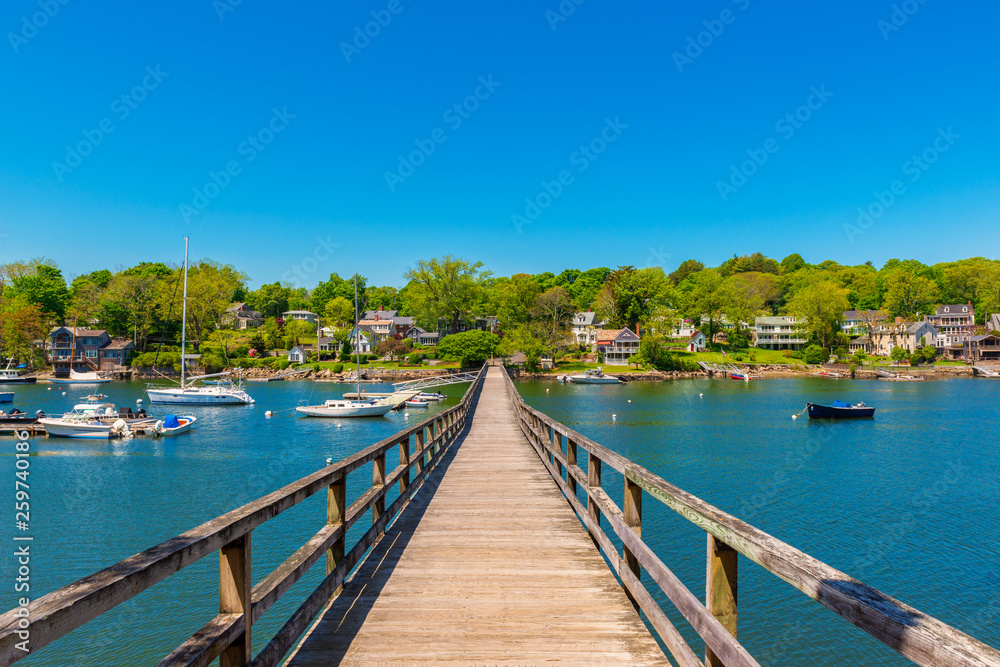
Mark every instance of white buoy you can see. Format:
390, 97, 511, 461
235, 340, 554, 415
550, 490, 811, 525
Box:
546, 388, 549, 393
265, 411, 272, 417
326, 458, 332, 465
699, 393, 704, 398
612, 413, 617, 420
136, 399, 143, 405
61, 391, 66, 395
336, 424, 342, 428
627, 399, 631, 403
792, 414, 798, 420
47, 387, 51, 391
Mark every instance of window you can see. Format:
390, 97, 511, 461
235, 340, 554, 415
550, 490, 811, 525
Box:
87, 350, 97, 358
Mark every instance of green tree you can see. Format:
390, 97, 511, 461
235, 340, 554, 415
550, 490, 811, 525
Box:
323, 296, 355, 327
882, 271, 939, 319
404, 256, 491, 332
3, 260, 70, 320
788, 280, 850, 350
437, 330, 499, 367
684, 269, 724, 346
530, 286, 574, 354
716, 272, 777, 336
668, 259, 704, 285
780, 254, 807, 274
311, 273, 365, 318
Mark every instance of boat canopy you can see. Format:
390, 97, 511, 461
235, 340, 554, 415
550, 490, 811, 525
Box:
831, 400, 850, 408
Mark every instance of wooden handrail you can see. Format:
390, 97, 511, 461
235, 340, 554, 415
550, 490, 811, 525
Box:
0, 364, 487, 667
499, 364, 1000, 667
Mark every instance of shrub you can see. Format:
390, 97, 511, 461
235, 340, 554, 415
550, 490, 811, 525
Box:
277, 360, 290, 371
407, 353, 424, 365
803, 345, 825, 364
331, 363, 344, 373
367, 354, 379, 361
311, 363, 320, 372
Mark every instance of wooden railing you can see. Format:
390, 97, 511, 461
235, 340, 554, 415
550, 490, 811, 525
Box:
0, 364, 487, 667
500, 365, 1000, 667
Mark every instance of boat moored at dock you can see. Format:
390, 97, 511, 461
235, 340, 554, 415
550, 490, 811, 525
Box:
0, 358, 36, 384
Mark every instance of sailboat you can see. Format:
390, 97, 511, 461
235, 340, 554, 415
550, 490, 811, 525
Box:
49, 320, 112, 385
146, 238, 255, 405
296, 274, 392, 418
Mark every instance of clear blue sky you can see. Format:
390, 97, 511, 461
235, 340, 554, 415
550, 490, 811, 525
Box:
1, 0, 998, 288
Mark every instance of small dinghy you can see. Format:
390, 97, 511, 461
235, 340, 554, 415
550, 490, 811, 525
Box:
405, 399, 430, 408
154, 414, 197, 436
417, 392, 446, 401
806, 401, 875, 419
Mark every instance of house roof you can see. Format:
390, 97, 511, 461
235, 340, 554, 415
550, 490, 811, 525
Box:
282, 310, 316, 316
363, 309, 397, 320
688, 330, 704, 341
104, 339, 135, 350
989, 314, 1000, 331
596, 328, 639, 343
358, 319, 392, 328
289, 345, 306, 354
405, 326, 427, 335
906, 321, 936, 334
317, 337, 335, 345
574, 311, 604, 327
50, 327, 107, 337
755, 316, 800, 326
393, 316, 414, 327
931, 304, 973, 315
969, 335, 1000, 343
843, 310, 884, 321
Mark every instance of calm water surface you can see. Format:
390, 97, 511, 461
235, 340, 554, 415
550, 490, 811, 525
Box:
516, 376, 1000, 665
1, 376, 998, 665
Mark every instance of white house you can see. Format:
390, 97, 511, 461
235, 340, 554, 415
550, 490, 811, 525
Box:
686, 330, 706, 352
925, 303, 975, 358
671, 320, 698, 340
596, 328, 641, 366
287, 345, 307, 364
571, 311, 605, 348
282, 310, 318, 325
754, 316, 808, 351
348, 325, 378, 354
405, 327, 440, 346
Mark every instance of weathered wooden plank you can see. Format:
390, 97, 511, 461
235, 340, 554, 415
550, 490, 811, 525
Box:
219, 535, 251, 667
706, 535, 738, 667
155, 613, 244, 667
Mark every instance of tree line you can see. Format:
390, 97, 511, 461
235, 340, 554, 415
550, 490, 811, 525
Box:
2, 252, 999, 366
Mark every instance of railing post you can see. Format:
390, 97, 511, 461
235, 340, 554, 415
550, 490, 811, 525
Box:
327, 474, 346, 590
706, 535, 738, 667
433, 419, 441, 456
587, 452, 601, 547
219, 533, 251, 667
399, 435, 410, 495
415, 427, 425, 476
566, 437, 577, 495
554, 429, 564, 479
373, 453, 386, 534
623, 477, 642, 609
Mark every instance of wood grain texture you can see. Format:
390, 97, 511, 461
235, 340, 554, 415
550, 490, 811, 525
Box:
285, 367, 666, 666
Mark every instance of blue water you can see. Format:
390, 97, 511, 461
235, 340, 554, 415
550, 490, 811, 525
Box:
2, 377, 998, 665
515, 376, 1000, 665
0, 380, 462, 666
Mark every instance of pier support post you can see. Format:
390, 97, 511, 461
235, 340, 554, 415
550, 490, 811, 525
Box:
327, 475, 346, 593
623, 477, 642, 610
587, 453, 602, 548
566, 438, 577, 495
705, 535, 738, 667
373, 453, 386, 534
415, 427, 425, 476
219, 534, 251, 667
554, 429, 564, 478
399, 435, 410, 495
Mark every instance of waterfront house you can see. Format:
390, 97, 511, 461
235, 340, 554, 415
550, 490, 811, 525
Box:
671, 320, 698, 340
317, 337, 337, 359
362, 308, 415, 339
596, 328, 641, 366
47, 327, 135, 374
924, 303, 975, 358
687, 330, 706, 352
287, 345, 307, 364
347, 325, 378, 354
405, 327, 440, 346
866, 320, 939, 356
357, 316, 395, 342
571, 311, 605, 348
841, 310, 886, 338
754, 317, 807, 351
222, 302, 265, 330
282, 310, 318, 325
963, 334, 1000, 362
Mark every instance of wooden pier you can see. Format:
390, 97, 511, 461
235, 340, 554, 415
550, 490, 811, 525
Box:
1, 363, 999, 666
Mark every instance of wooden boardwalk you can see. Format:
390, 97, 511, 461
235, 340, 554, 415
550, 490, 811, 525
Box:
285, 366, 666, 666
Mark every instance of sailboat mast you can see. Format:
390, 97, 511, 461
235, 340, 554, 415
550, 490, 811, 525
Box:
354, 273, 360, 398
181, 236, 189, 389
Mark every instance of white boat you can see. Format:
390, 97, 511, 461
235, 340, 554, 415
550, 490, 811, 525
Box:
38, 397, 135, 439
417, 392, 446, 401
296, 400, 392, 418
146, 238, 254, 406
154, 414, 197, 436
0, 358, 36, 384
567, 368, 621, 384
296, 275, 390, 419
50, 368, 113, 385
405, 399, 429, 408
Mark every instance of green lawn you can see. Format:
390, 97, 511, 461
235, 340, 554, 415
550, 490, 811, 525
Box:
312, 359, 460, 371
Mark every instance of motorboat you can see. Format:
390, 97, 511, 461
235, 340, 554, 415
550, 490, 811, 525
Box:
146, 239, 254, 406
567, 368, 620, 384
153, 414, 197, 436
0, 392, 11, 403
296, 275, 391, 419
417, 392, 446, 401
806, 401, 876, 419
405, 399, 429, 408
296, 399, 392, 418
0, 409, 44, 426
0, 358, 36, 384
37, 395, 160, 438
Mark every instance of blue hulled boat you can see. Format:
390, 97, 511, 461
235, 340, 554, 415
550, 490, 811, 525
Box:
807, 401, 875, 419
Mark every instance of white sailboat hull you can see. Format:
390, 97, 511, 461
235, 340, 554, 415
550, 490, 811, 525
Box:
50, 378, 113, 385
146, 387, 254, 405
296, 403, 392, 418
